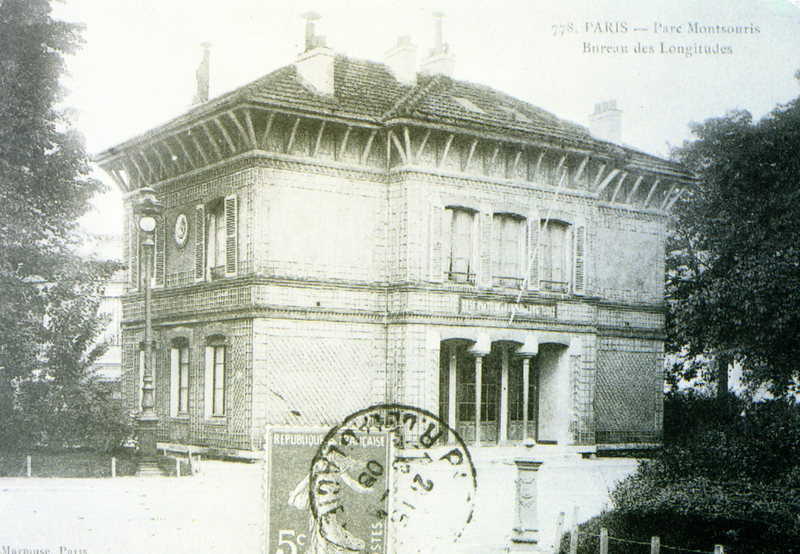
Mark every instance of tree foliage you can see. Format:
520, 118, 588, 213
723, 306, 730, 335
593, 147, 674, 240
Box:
563, 394, 800, 554
666, 90, 800, 398
0, 0, 127, 449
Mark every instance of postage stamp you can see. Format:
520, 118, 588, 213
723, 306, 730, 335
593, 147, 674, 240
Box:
264, 405, 476, 554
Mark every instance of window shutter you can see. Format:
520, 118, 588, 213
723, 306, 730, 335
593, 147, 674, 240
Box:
527, 210, 540, 291
479, 210, 492, 288
224, 194, 237, 276
155, 215, 165, 287
204, 346, 214, 419
170, 348, 179, 418
195, 205, 205, 281
573, 219, 587, 296
429, 204, 444, 282
130, 220, 139, 291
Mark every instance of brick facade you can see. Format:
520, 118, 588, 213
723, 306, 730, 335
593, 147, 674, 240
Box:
101, 51, 690, 454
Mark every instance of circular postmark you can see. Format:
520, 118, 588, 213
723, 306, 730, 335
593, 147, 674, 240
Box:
308, 404, 476, 554
174, 213, 188, 247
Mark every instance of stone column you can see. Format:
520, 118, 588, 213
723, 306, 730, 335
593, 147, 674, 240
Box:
448, 344, 457, 434
499, 345, 509, 443
474, 354, 483, 446
522, 356, 531, 441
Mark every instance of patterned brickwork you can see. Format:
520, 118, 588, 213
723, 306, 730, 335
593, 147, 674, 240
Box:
569, 350, 595, 446
598, 307, 665, 330
595, 337, 663, 444
595, 209, 668, 305
262, 320, 379, 431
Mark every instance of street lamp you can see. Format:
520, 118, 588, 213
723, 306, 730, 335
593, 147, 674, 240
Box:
133, 187, 163, 475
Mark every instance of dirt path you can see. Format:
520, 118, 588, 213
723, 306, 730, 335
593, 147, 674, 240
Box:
0, 460, 263, 554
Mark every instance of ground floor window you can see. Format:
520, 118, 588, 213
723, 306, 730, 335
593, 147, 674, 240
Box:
204, 340, 227, 418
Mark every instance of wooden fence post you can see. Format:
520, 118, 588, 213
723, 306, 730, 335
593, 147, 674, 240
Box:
111, 457, 116, 478
26, 455, 31, 477
599, 527, 608, 554
651, 536, 660, 554
551, 512, 565, 554
569, 506, 580, 554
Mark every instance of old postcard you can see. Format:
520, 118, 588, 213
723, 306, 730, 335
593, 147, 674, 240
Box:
1, 1, 799, 553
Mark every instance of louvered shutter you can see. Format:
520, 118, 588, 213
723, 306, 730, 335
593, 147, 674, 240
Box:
170, 348, 179, 418
429, 204, 444, 283
204, 346, 214, 419
155, 215, 165, 287
224, 194, 237, 276
130, 220, 139, 291
479, 210, 492, 288
527, 210, 540, 291
195, 205, 205, 281
573, 218, 587, 296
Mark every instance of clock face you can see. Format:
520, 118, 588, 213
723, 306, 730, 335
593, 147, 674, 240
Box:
309, 404, 476, 554
174, 213, 188, 247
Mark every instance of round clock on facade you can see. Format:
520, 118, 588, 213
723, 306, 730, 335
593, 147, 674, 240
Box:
174, 213, 188, 247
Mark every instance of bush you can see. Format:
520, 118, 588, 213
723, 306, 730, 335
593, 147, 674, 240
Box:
563, 394, 800, 554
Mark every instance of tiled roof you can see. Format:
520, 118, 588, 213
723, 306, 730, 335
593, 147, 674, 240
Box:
241, 56, 411, 120
100, 52, 689, 178
385, 73, 595, 145
238, 56, 596, 144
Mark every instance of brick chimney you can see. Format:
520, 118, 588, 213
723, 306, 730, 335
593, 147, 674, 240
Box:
192, 42, 211, 105
589, 100, 622, 144
420, 12, 455, 77
385, 36, 417, 86
295, 12, 335, 96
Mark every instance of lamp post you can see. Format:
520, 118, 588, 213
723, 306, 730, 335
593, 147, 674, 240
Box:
134, 187, 163, 476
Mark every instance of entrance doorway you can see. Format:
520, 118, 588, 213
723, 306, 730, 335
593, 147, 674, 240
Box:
438, 339, 568, 445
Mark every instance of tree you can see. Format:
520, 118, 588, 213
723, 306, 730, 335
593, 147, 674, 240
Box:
666, 87, 800, 399
0, 0, 126, 448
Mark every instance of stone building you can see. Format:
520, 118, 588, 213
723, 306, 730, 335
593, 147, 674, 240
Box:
96, 19, 690, 458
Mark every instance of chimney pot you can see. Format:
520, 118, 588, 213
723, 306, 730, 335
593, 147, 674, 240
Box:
192, 42, 211, 105
589, 99, 623, 144
421, 12, 455, 77
296, 13, 334, 95
386, 35, 418, 86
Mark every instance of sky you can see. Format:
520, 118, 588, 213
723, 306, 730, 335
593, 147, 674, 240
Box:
50, 0, 800, 240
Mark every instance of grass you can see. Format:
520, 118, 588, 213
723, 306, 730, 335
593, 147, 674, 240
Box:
0, 448, 193, 478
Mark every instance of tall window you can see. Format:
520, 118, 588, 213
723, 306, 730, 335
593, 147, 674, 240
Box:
446, 207, 475, 283
207, 201, 226, 278
492, 214, 525, 288
212, 346, 225, 416
196, 195, 237, 282
540, 220, 570, 293
179, 347, 189, 413
170, 340, 190, 417
204, 340, 226, 418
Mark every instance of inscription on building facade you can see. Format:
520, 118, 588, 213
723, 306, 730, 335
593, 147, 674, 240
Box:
459, 298, 557, 319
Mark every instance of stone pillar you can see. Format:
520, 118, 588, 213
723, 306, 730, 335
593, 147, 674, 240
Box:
517, 335, 538, 442
512, 459, 544, 544
499, 345, 509, 443
522, 356, 531, 441
448, 344, 457, 434
474, 354, 483, 446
